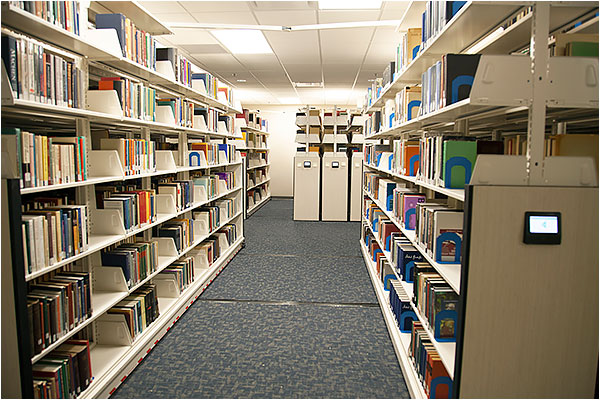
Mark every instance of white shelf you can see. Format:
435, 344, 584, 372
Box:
247, 194, 271, 215
364, 163, 465, 202
359, 241, 426, 399
25, 186, 243, 282
247, 178, 271, 191
20, 162, 241, 195
90, 1, 173, 35
81, 236, 245, 398
247, 163, 271, 171
362, 218, 456, 378
363, 189, 461, 294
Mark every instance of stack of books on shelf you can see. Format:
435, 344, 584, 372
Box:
413, 269, 458, 341
95, 76, 157, 121
22, 199, 88, 274
104, 283, 160, 340
99, 138, 157, 176
96, 184, 157, 231
27, 269, 92, 356
155, 218, 194, 253
101, 239, 159, 289
410, 322, 453, 398
156, 178, 194, 211
9, 1, 81, 35
156, 97, 193, 127
96, 13, 158, 70
32, 339, 92, 398
188, 142, 237, 166
156, 256, 195, 293
2, 29, 84, 107
193, 206, 221, 234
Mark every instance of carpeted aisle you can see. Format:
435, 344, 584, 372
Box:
112, 198, 409, 399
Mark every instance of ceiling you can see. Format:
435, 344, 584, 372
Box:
139, 1, 409, 107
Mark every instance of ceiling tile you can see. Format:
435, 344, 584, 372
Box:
139, 1, 188, 14
323, 64, 359, 84
254, 10, 317, 25
235, 53, 281, 70
178, 1, 251, 13
264, 31, 321, 65
285, 64, 322, 84
188, 11, 256, 24
250, 69, 290, 84
320, 28, 373, 63
179, 44, 228, 54
168, 29, 219, 44
154, 13, 197, 23
250, 2, 315, 11
317, 10, 382, 23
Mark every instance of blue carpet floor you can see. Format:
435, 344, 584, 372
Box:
112, 198, 409, 398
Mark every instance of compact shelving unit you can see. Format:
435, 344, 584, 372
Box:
237, 122, 271, 217
1, 2, 247, 398
360, 2, 598, 398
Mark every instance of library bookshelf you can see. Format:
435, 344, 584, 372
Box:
1, 2, 247, 398
360, 1, 598, 399
238, 123, 271, 217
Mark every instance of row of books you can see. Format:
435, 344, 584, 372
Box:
421, 1, 466, 50
249, 170, 267, 187
247, 152, 268, 168
105, 283, 159, 341
4, 128, 88, 189
248, 186, 269, 207
155, 218, 194, 253
9, 1, 81, 36
156, 255, 195, 293
101, 239, 159, 289
190, 173, 228, 200
189, 142, 238, 166
410, 322, 453, 398
503, 134, 598, 166
396, 28, 421, 77
237, 109, 268, 132
96, 13, 157, 70
27, 270, 91, 356
195, 107, 233, 134
157, 178, 194, 211
415, 201, 463, 264
157, 97, 194, 128
155, 48, 191, 87
2, 30, 84, 108
413, 269, 458, 341
99, 138, 157, 176
32, 339, 92, 399
22, 204, 88, 274
96, 76, 157, 121
96, 184, 157, 231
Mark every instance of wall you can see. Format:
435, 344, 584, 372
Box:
251, 107, 298, 197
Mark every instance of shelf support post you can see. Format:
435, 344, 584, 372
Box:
526, 2, 550, 185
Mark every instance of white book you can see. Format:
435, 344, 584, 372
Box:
22, 224, 29, 274
22, 215, 44, 272
433, 210, 463, 263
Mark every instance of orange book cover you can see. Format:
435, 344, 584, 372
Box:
403, 145, 420, 176
425, 355, 451, 399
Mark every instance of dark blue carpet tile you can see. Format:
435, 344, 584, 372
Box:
200, 253, 376, 304
244, 219, 362, 257
249, 197, 293, 220
111, 301, 409, 399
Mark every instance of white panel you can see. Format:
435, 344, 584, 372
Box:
254, 10, 317, 25
286, 64, 323, 83
156, 13, 197, 23
190, 11, 255, 24
320, 28, 373, 63
323, 64, 359, 84
235, 53, 281, 70
318, 10, 382, 23
193, 54, 245, 70
179, 2, 251, 13
139, 1, 188, 14
264, 31, 321, 65
251, 2, 315, 11
168, 29, 219, 44
251, 69, 291, 84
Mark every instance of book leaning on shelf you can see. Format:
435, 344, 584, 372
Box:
32, 339, 92, 398
104, 283, 159, 340
95, 13, 157, 70
156, 255, 195, 293
156, 97, 194, 127
27, 269, 92, 356
8, 1, 81, 36
99, 138, 156, 176
101, 239, 159, 289
155, 218, 194, 253
96, 184, 157, 232
156, 178, 194, 211
95, 76, 157, 121
1, 128, 88, 189
156, 47, 192, 87
22, 198, 88, 275
1, 29, 84, 107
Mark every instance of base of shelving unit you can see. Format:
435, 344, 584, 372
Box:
80, 236, 245, 399
246, 195, 271, 217
359, 241, 427, 399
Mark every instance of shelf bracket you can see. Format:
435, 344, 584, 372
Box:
526, 2, 550, 185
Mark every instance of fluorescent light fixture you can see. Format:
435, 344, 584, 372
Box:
318, 0, 382, 10
236, 79, 247, 82
465, 26, 505, 54
210, 30, 273, 54
294, 82, 323, 88
278, 97, 301, 104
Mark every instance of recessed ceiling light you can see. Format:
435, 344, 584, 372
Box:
236, 79, 247, 82
294, 82, 323, 88
318, 0, 383, 10
210, 30, 273, 54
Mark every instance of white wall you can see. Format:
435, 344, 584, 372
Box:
253, 107, 298, 197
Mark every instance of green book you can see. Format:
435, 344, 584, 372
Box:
1, 127, 22, 182
566, 41, 599, 57
442, 140, 477, 189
